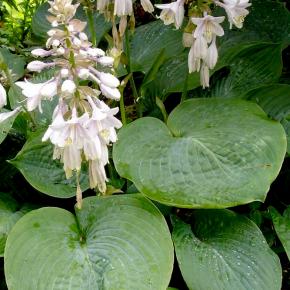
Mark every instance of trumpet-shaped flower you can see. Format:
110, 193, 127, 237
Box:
191, 14, 225, 43
114, 0, 133, 16
215, 0, 251, 29
0, 83, 7, 109
141, 0, 154, 13
188, 14, 225, 88
0, 107, 21, 123
155, 0, 184, 29
16, 78, 58, 112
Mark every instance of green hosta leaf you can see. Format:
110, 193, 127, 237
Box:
270, 207, 290, 261
0, 48, 25, 81
172, 210, 282, 290
245, 84, 290, 154
144, 52, 200, 98
0, 109, 20, 145
129, 20, 184, 73
5, 194, 174, 290
32, 3, 111, 45
0, 193, 33, 256
208, 44, 283, 98
9, 130, 89, 198
113, 98, 286, 208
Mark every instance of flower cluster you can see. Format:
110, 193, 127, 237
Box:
154, 0, 251, 87
15, 0, 122, 207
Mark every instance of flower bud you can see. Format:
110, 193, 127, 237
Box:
60, 68, 69, 78
0, 83, 7, 109
78, 68, 90, 79
27, 61, 50, 72
87, 48, 105, 57
100, 84, 121, 100
99, 72, 120, 88
31, 48, 52, 57
61, 80, 76, 95
98, 56, 114, 66
141, 0, 154, 13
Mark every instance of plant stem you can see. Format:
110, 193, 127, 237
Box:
86, 8, 97, 47
125, 29, 142, 117
181, 69, 189, 103
120, 88, 127, 125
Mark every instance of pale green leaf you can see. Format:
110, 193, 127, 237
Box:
5, 194, 174, 290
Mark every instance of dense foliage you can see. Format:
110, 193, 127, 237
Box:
0, 0, 290, 289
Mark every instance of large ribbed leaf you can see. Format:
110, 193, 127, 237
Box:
32, 3, 111, 45
0, 48, 25, 81
9, 131, 89, 198
129, 20, 183, 74
0, 193, 32, 256
245, 84, 290, 154
172, 210, 282, 290
4, 194, 174, 290
207, 44, 283, 99
113, 98, 286, 208
271, 206, 290, 261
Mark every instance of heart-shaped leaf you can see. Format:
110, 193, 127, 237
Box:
0, 193, 33, 256
113, 98, 286, 208
245, 84, 290, 154
129, 20, 184, 74
0, 48, 25, 82
172, 210, 282, 290
270, 206, 290, 261
4, 194, 174, 290
10, 130, 89, 198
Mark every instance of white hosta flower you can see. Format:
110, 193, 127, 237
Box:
16, 78, 58, 112
89, 159, 108, 192
97, 0, 110, 13
87, 48, 105, 57
99, 72, 120, 88
215, 0, 251, 29
77, 68, 90, 79
141, 0, 154, 13
200, 64, 210, 88
100, 84, 121, 100
155, 0, 184, 29
205, 36, 218, 69
98, 56, 114, 66
188, 14, 225, 87
114, 0, 133, 16
191, 14, 225, 43
0, 83, 7, 109
61, 79, 76, 95
0, 107, 21, 123
27, 61, 55, 72
31, 48, 53, 57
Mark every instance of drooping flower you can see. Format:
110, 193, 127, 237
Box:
114, 0, 133, 16
15, 78, 58, 112
155, 0, 185, 29
0, 107, 21, 123
188, 14, 225, 88
215, 0, 251, 29
0, 83, 7, 109
141, 0, 154, 13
